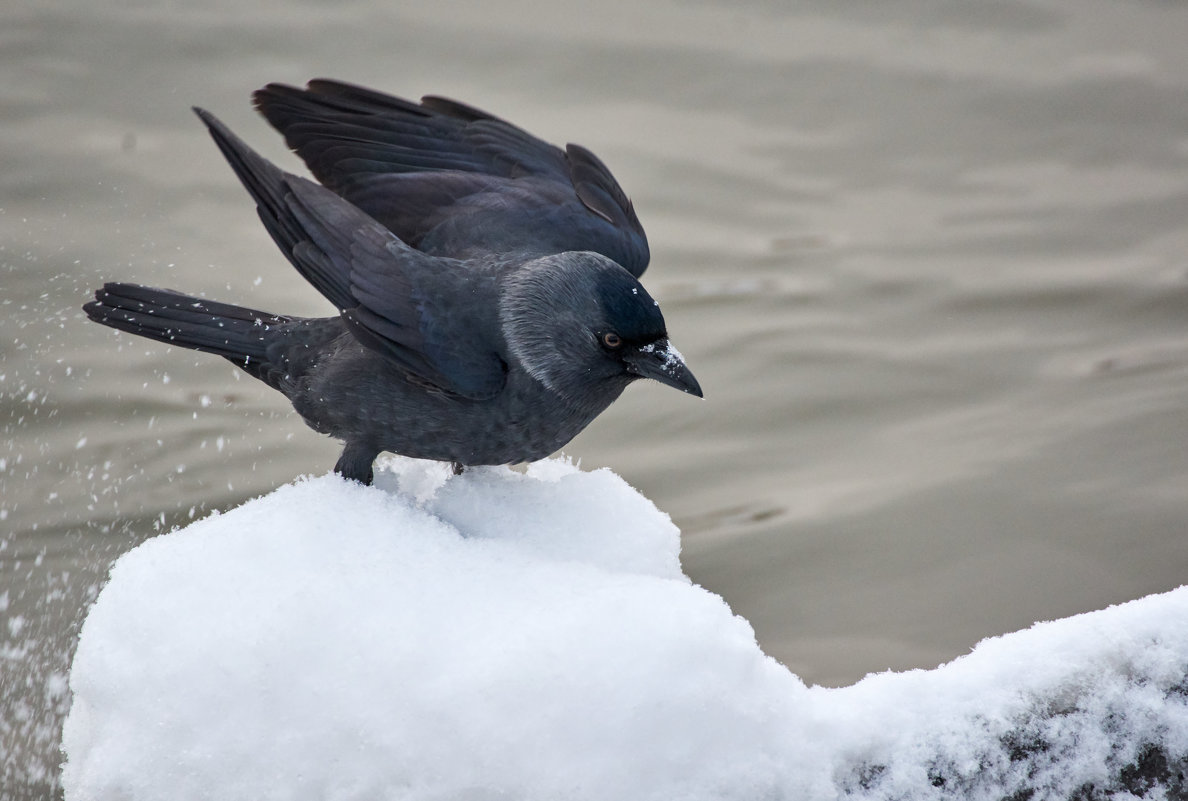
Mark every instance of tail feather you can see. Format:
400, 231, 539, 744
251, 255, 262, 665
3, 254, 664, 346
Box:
83, 282, 291, 367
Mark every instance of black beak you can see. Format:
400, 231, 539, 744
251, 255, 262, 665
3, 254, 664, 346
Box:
624, 338, 703, 398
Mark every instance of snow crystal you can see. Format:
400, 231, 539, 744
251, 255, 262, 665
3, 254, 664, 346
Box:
62, 457, 1188, 801
637, 340, 685, 371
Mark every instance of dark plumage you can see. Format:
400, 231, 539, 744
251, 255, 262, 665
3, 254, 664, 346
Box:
83, 79, 701, 484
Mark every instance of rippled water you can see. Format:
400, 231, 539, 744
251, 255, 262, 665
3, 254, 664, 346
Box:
4, 0, 1188, 795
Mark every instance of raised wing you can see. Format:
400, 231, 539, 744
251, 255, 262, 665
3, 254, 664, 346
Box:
252, 79, 650, 278
194, 107, 507, 400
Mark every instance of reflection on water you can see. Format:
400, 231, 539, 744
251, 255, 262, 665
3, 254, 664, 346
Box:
5, 0, 1188, 795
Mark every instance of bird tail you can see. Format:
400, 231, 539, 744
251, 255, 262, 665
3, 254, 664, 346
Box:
83, 282, 291, 371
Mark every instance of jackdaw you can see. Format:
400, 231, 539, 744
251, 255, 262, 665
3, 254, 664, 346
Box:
83, 79, 701, 484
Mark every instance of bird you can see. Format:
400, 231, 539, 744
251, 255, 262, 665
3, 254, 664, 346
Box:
83, 79, 702, 485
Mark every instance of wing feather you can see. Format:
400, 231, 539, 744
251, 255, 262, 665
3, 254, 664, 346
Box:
253, 79, 650, 277
195, 107, 507, 400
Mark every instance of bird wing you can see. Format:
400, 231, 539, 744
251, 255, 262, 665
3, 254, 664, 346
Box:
195, 107, 507, 400
251, 79, 650, 278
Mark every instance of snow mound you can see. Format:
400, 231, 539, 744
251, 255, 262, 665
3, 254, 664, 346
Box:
63, 457, 1188, 800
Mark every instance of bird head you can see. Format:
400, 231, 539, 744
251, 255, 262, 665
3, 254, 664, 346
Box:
500, 253, 702, 402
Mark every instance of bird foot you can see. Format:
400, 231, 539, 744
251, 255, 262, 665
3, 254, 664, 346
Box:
335, 443, 379, 486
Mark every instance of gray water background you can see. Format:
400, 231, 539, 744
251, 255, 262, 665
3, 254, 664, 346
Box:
3, 0, 1188, 796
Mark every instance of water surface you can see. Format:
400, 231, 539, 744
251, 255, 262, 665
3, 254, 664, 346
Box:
4, 0, 1188, 795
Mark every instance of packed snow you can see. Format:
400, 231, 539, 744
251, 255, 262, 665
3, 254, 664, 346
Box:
63, 457, 1188, 800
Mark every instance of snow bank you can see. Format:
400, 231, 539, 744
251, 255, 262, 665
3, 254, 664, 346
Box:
63, 458, 1188, 800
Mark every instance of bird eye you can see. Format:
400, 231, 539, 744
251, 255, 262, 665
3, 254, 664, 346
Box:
602, 332, 622, 349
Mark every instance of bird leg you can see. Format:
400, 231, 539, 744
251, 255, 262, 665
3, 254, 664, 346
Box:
335, 442, 380, 486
